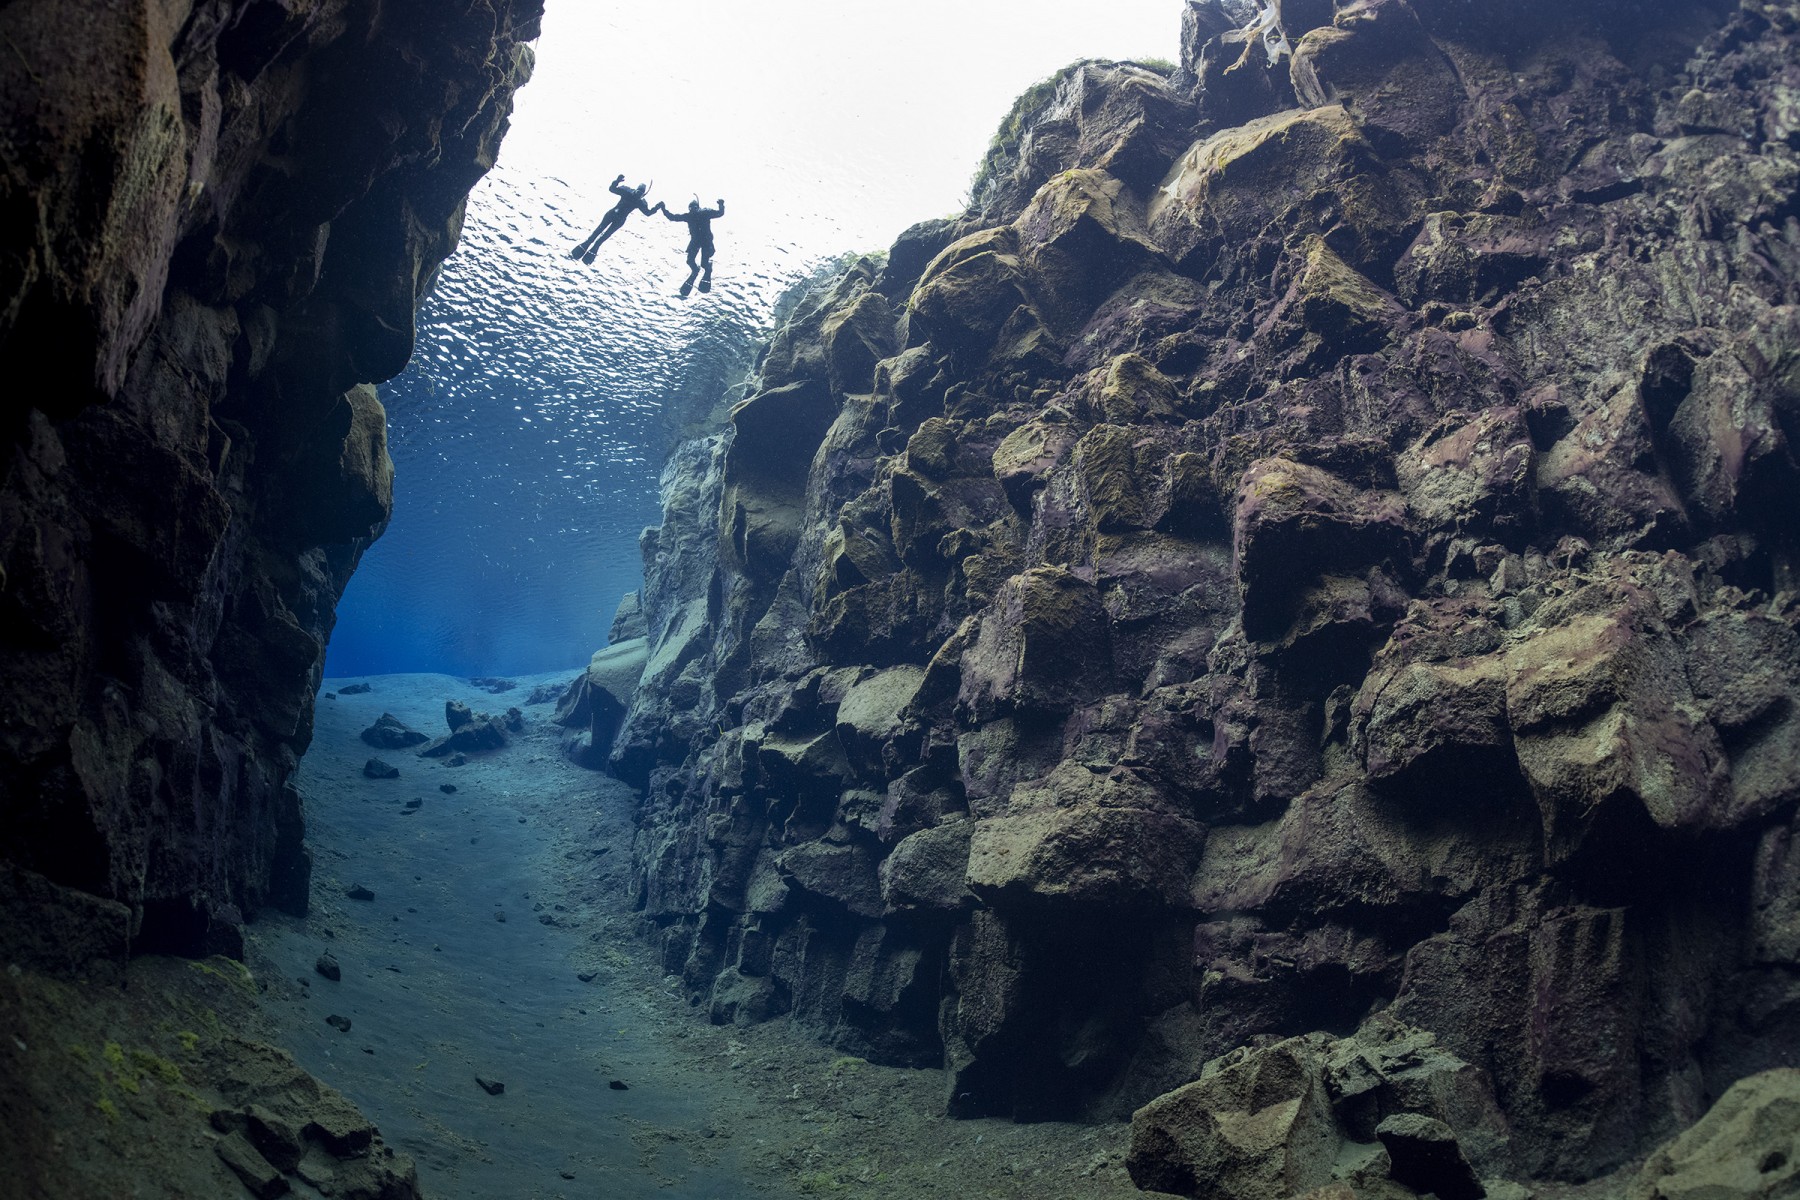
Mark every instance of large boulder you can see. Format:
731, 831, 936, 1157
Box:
1147, 104, 1374, 274
957, 566, 1113, 720
1232, 458, 1411, 641
1289, 0, 1464, 149
1128, 1019, 1507, 1199
965, 805, 1205, 912
359, 713, 427, 750
555, 637, 648, 769
1629, 1069, 1800, 1200
1127, 1034, 1345, 1199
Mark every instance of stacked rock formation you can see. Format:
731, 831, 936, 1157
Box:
0, 0, 542, 958
615, 0, 1800, 1187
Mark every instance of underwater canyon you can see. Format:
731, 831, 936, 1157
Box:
4, 0, 1800, 1197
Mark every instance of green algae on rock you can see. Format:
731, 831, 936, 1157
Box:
615, 0, 1800, 1193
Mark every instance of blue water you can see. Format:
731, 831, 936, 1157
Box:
323, 169, 797, 677
322, 0, 1181, 679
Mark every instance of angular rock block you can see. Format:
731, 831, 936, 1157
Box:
359, 713, 427, 749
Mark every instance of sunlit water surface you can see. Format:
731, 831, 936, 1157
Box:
325, 1, 1181, 677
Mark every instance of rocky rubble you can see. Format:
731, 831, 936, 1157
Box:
0, 0, 542, 955
617, 0, 1800, 1190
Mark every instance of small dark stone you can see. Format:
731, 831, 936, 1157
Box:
345, 884, 375, 901
440, 784, 457, 794
325, 693, 337, 700
326, 1014, 352, 1032
476, 1076, 505, 1095
446, 699, 474, 731
560, 1170, 576, 1180
315, 954, 341, 981
503, 706, 524, 732
360, 712, 428, 749
363, 1047, 374, 1054
449, 754, 468, 766
577, 971, 597, 983
340, 682, 373, 695
537, 914, 555, 926
418, 717, 508, 758
469, 677, 518, 694
494, 911, 506, 922
608, 1079, 629, 1091
404, 798, 422, 810
362, 758, 400, 780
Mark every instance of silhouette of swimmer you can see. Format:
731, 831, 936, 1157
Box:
661, 196, 725, 296
569, 174, 654, 263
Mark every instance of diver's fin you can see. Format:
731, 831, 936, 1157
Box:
697, 279, 711, 293
581, 248, 598, 265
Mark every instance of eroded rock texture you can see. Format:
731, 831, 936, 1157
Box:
0, 0, 541, 956
619, 0, 1800, 1186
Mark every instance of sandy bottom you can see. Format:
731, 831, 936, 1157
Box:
249, 671, 1147, 1199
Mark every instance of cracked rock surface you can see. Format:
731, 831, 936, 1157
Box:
616, 0, 1800, 1190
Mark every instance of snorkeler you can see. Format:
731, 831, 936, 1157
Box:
660, 196, 725, 297
568, 174, 655, 263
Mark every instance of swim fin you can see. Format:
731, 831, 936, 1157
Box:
678, 280, 693, 299
581, 248, 598, 265
697, 279, 711, 293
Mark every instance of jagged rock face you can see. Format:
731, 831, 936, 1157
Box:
0, 0, 541, 957
621, 0, 1800, 1184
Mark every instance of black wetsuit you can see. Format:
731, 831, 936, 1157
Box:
572, 178, 652, 261
663, 200, 725, 292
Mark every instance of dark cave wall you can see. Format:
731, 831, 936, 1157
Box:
0, 0, 542, 959
618, 0, 1800, 1185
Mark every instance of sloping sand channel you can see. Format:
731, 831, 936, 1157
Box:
249, 671, 784, 1198
251, 672, 1142, 1199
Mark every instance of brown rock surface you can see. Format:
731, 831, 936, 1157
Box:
614, 0, 1800, 1189
0, 0, 541, 957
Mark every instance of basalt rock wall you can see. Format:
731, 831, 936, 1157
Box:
619, 0, 1800, 1185
0, 0, 541, 959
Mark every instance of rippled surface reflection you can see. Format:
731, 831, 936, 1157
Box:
324, 0, 1180, 677
323, 164, 793, 677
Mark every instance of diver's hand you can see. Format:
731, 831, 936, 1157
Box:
613, 173, 625, 184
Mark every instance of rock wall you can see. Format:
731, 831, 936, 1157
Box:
618, 0, 1800, 1185
0, 0, 541, 958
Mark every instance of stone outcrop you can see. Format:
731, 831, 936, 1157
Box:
554, 635, 648, 769
1126, 1017, 1503, 1200
617, 0, 1800, 1188
0, 0, 542, 955
1630, 1069, 1800, 1200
